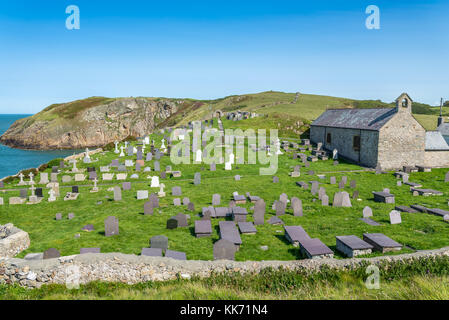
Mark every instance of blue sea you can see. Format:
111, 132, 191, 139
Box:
0, 114, 78, 179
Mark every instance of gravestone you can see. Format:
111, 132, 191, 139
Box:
55, 213, 62, 220
321, 194, 329, 206
330, 176, 336, 185
144, 201, 154, 215
363, 206, 373, 218
445, 172, 449, 183
62, 176, 72, 183
272, 176, 279, 183
174, 213, 189, 227
172, 186, 182, 196
187, 202, 195, 211
104, 216, 119, 236
194, 172, 201, 185
113, 186, 122, 201
253, 199, 266, 225
311, 181, 319, 195
212, 194, 221, 206
150, 193, 159, 208
35, 188, 43, 198
137, 190, 149, 200
141, 248, 163, 257
213, 239, 236, 260
166, 218, 178, 229
182, 197, 190, 205
68, 213, 75, 220
195, 220, 212, 237
150, 235, 168, 251
210, 163, 216, 171
122, 182, 131, 190
291, 197, 303, 216
154, 161, 160, 172
275, 200, 286, 216
389, 210, 402, 225
173, 198, 181, 206
350, 180, 357, 188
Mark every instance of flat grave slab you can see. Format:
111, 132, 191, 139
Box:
360, 218, 381, 226
426, 208, 449, 217
238, 222, 257, 234
336, 235, 373, 257
411, 188, 443, 196
372, 191, 395, 203
219, 221, 242, 246
363, 233, 402, 253
395, 206, 419, 213
165, 250, 187, 260
300, 238, 334, 259
284, 226, 311, 247
195, 220, 212, 237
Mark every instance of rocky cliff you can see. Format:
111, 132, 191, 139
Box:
0, 97, 182, 150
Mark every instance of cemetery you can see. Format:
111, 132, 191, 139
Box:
0, 119, 449, 288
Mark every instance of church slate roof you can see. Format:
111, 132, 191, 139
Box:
311, 108, 396, 131
425, 131, 449, 150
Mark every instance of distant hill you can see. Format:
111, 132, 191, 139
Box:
0, 91, 446, 150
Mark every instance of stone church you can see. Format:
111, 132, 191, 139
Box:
310, 93, 449, 170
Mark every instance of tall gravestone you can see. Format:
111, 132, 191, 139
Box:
113, 186, 122, 201
105, 216, 119, 236
291, 197, 303, 216
254, 199, 265, 225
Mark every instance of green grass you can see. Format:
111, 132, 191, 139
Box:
1, 257, 449, 299
1, 120, 448, 261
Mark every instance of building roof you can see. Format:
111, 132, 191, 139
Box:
311, 108, 396, 131
425, 131, 449, 150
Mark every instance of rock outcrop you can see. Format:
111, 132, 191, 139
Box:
0, 97, 181, 150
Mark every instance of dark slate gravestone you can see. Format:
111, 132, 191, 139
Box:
68, 213, 75, 220
127, 145, 133, 156
321, 194, 329, 206
253, 199, 265, 225
172, 186, 182, 196
318, 187, 326, 200
52, 166, 59, 173
135, 163, 141, 172
219, 221, 242, 246
149, 193, 159, 208
166, 218, 178, 229
19, 189, 27, 199
154, 161, 160, 172
272, 176, 279, 183
267, 216, 284, 225
300, 238, 334, 259
136, 150, 143, 161
43, 248, 60, 259
104, 216, 119, 237
150, 235, 169, 251
36, 188, 43, 198
360, 218, 381, 226
165, 250, 187, 260
352, 190, 359, 199
187, 202, 195, 212
194, 172, 201, 185
213, 239, 237, 260
144, 201, 154, 215
80, 248, 101, 254
195, 220, 212, 237
72, 186, 79, 194
122, 182, 131, 190
275, 200, 286, 216
284, 226, 311, 246
160, 171, 166, 179
182, 197, 190, 205
173, 198, 181, 206
55, 213, 62, 220
338, 180, 345, 189
59, 160, 65, 168
141, 248, 163, 257
310, 181, 319, 195
111, 159, 119, 167
330, 176, 337, 185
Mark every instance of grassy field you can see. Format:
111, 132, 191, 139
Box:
0, 120, 448, 262
1, 257, 449, 300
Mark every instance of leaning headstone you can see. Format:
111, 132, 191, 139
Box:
104, 216, 119, 236
213, 239, 236, 260
389, 210, 402, 225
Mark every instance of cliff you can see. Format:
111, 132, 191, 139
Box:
0, 97, 182, 150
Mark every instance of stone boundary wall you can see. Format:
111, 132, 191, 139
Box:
1, 247, 449, 289
423, 150, 449, 168
0, 227, 30, 258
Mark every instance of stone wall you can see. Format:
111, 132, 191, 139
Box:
377, 111, 426, 170
310, 126, 379, 167
1, 247, 449, 288
423, 150, 449, 167
0, 225, 30, 258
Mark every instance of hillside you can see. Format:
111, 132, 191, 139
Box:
0, 92, 445, 150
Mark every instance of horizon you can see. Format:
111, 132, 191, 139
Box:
1, 0, 448, 113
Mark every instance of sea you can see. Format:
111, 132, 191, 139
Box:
0, 114, 79, 179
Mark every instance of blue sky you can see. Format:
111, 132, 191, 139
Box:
0, 0, 448, 114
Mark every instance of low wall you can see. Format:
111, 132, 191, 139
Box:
1, 247, 449, 289
0, 226, 30, 258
